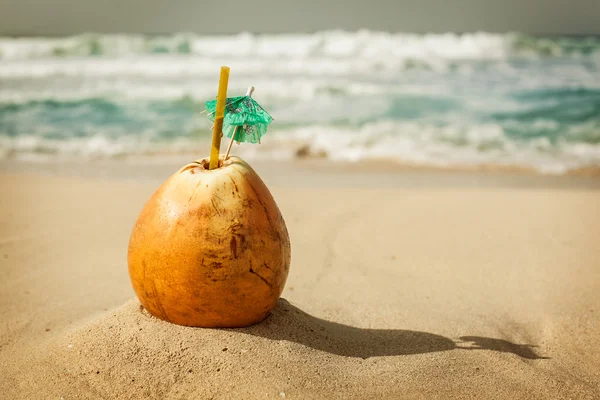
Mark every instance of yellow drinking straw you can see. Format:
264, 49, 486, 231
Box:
209, 66, 230, 170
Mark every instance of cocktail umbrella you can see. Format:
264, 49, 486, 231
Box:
205, 86, 274, 159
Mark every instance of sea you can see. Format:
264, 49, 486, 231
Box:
0, 31, 599, 174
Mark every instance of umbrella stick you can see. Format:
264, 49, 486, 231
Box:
224, 86, 255, 160
209, 66, 230, 170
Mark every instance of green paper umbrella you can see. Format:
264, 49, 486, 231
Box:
205, 87, 273, 147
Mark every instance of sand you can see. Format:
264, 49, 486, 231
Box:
1, 162, 599, 399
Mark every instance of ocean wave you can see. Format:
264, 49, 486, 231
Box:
1, 31, 599, 62
0, 60, 597, 107
1, 31, 598, 174
2, 120, 600, 174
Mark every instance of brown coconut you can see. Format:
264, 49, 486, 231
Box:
127, 156, 291, 327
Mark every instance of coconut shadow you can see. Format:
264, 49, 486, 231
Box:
235, 299, 548, 360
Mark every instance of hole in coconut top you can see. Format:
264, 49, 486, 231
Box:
199, 158, 222, 170
197, 157, 235, 171
181, 157, 238, 174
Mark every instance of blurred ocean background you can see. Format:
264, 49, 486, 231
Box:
1, 31, 599, 174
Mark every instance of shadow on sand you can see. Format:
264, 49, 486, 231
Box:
238, 299, 548, 360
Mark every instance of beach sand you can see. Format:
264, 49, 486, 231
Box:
1, 161, 599, 399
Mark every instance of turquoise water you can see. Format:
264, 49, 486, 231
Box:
0, 31, 599, 173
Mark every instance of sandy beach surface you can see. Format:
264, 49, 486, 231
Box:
1, 159, 599, 399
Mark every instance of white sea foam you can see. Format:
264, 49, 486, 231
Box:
0, 31, 598, 82
261, 122, 600, 174
0, 32, 514, 60
2, 31, 598, 61
2, 121, 600, 174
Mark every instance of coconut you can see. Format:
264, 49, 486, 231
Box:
127, 156, 291, 328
